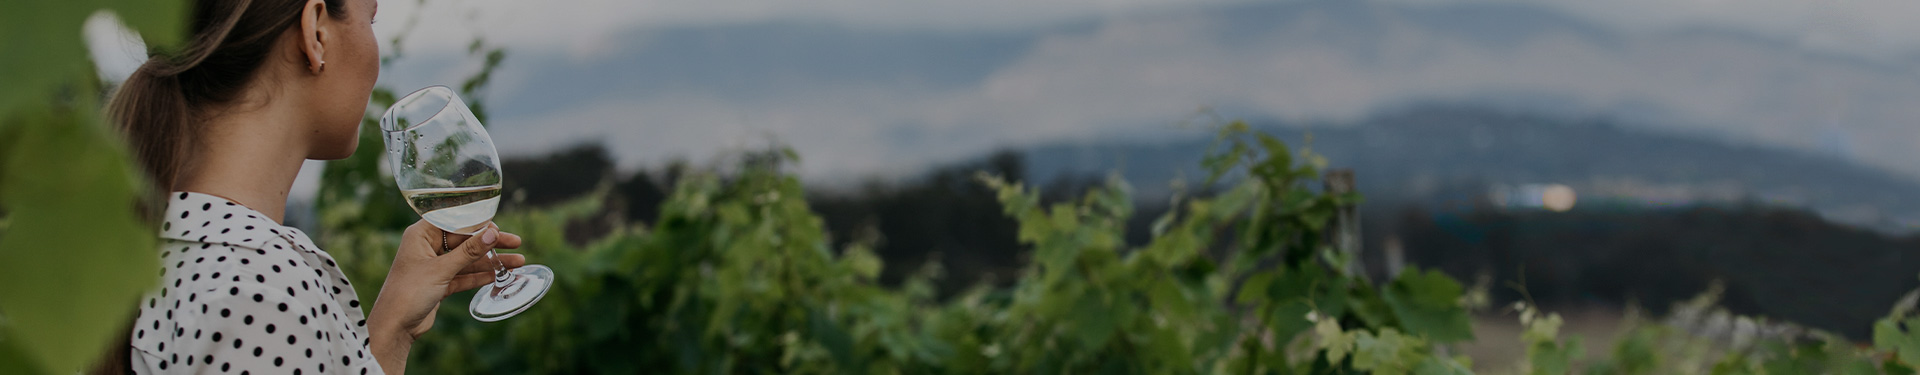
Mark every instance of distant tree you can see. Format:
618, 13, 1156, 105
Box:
501, 143, 617, 206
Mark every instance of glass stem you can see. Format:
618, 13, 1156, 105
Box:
488, 249, 512, 288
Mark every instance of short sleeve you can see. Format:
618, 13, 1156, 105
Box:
170, 284, 339, 375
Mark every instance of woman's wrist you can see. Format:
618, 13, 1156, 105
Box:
368, 312, 415, 374
372, 321, 414, 347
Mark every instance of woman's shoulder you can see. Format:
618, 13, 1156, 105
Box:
152, 191, 348, 294
133, 191, 380, 373
138, 236, 331, 341
133, 235, 374, 374
158, 192, 302, 251
154, 236, 325, 301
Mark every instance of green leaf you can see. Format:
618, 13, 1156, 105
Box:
1071, 291, 1117, 350
1609, 326, 1661, 374
1265, 265, 1348, 340
1888, 360, 1919, 375
1878, 318, 1920, 365
1238, 271, 1276, 304
808, 306, 855, 369
0, 108, 158, 374
841, 246, 881, 280
1413, 356, 1474, 375
0, 1, 185, 115
1352, 328, 1424, 375
0, 337, 49, 375
1346, 286, 1397, 329
1316, 319, 1355, 364
1147, 276, 1199, 325
1269, 302, 1316, 344
1380, 268, 1474, 343
1527, 336, 1582, 375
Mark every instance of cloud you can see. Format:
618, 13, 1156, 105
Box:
954, 3, 1920, 182
1423, 0, 1920, 62
375, 0, 1259, 61
484, 1, 1920, 188
90, 0, 1920, 201
378, 0, 1920, 67
487, 82, 990, 180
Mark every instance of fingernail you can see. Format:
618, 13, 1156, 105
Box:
482, 228, 497, 244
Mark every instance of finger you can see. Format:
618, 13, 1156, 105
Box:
445, 232, 475, 250
492, 232, 523, 249
437, 224, 501, 273
403, 220, 443, 257
456, 253, 525, 274
441, 227, 487, 253
407, 220, 479, 257
447, 271, 496, 296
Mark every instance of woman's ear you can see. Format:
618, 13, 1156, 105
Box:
298, 0, 331, 74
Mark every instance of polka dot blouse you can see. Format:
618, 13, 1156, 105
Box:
129, 192, 385, 374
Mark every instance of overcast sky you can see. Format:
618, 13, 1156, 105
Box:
85, 0, 1920, 203
372, 0, 1920, 63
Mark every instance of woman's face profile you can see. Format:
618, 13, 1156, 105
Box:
305, 0, 381, 160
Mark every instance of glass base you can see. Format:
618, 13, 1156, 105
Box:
469, 264, 554, 322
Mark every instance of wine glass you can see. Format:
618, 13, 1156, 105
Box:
380, 85, 553, 322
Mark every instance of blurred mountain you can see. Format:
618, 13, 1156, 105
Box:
1023, 105, 1920, 234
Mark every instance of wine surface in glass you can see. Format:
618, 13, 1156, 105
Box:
400, 184, 502, 234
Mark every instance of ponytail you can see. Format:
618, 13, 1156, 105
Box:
111, 62, 194, 209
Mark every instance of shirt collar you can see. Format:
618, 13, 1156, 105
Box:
158, 191, 300, 250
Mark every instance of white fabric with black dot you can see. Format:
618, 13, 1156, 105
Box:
130, 192, 384, 374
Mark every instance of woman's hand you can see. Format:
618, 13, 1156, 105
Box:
366, 220, 527, 374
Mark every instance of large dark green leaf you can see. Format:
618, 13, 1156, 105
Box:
0, 2, 182, 372
0, 107, 158, 374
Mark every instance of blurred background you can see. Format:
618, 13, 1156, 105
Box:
62, 0, 1920, 371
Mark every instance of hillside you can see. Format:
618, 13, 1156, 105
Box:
1023, 106, 1920, 233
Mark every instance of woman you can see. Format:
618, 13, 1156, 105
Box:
109, 0, 525, 373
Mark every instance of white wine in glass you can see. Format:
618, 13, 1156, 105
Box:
381, 85, 554, 322
401, 184, 503, 234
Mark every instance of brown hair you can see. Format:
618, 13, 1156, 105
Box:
99, 0, 346, 372
110, 0, 348, 203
